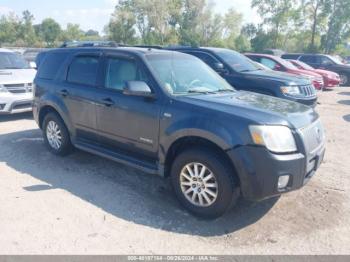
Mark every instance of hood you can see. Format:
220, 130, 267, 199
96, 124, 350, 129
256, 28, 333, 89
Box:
0, 69, 36, 85
180, 91, 318, 129
243, 69, 310, 85
288, 68, 322, 78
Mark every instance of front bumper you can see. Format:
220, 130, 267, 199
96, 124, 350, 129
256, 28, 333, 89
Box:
0, 92, 33, 114
227, 143, 325, 201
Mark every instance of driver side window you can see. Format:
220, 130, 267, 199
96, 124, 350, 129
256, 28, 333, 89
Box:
105, 57, 149, 91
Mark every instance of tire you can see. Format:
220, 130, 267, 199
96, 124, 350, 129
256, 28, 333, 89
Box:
339, 74, 349, 86
42, 112, 73, 156
171, 148, 238, 219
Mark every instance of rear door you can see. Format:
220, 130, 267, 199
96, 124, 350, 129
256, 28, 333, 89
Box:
59, 52, 102, 143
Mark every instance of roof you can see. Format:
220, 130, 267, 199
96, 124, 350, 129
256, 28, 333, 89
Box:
42, 46, 185, 57
0, 48, 14, 53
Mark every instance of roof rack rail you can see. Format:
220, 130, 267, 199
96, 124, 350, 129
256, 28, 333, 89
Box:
133, 45, 163, 49
60, 41, 125, 48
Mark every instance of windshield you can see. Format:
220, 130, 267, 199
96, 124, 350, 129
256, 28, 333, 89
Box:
272, 56, 299, 70
293, 60, 314, 70
328, 55, 344, 65
0, 52, 30, 69
146, 53, 235, 95
214, 49, 260, 73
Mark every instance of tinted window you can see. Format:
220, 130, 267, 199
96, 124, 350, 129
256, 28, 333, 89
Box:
105, 57, 149, 91
300, 55, 317, 63
37, 52, 69, 80
214, 49, 259, 72
0, 52, 29, 70
187, 52, 219, 66
67, 56, 99, 86
260, 58, 278, 70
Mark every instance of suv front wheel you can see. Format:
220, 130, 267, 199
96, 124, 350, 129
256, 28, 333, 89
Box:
171, 148, 238, 218
339, 74, 349, 86
43, 112, 73, 156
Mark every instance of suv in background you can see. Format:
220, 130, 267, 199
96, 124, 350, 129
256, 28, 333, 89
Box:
167, 47, 317, 107
33, 47, 326, 218
0, 48, 36, 114
246, 53, 324, 90
281, 53, 350, 86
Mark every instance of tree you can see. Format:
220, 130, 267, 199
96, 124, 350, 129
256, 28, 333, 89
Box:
61, 23, 84, 41
19, 10, 37, 46
0, 13, 21, 45
252, 0, 299, 48
37, 18, 61, 46
322, 0, 350, 53
107, 1, 137, 44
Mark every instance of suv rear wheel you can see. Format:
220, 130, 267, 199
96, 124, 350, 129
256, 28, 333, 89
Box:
43, 112, 73, 156
171, 148, 238, 218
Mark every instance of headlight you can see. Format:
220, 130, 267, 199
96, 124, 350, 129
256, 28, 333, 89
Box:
249, 125, 297, 153
0, 84, 8, 93
280, 86, 301, 96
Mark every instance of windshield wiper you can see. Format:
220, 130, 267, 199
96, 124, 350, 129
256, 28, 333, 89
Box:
188, 89, 217, 94
216, 89, 235, 93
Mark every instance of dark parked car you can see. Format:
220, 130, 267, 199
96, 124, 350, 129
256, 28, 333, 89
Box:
281, 53, 350, 86
33, 47, 326, 218
166, 47, 317, 107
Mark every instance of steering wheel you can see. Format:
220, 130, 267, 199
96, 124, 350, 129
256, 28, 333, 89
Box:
188, 79, 202, 89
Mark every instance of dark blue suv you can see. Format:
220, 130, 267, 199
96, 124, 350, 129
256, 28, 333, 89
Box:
33, 47, 326, 218
167, 47, 317, 107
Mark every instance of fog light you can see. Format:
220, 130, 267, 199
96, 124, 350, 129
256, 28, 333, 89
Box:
278, 175, 290, 190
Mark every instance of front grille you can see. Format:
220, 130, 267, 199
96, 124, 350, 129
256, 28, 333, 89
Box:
299, 119, 325, 153
300, 85, 316, 97
12, 103, 32, 110
4, 83, 32, 94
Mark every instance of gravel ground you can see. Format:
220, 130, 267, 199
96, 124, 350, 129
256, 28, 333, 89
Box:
0, 87, 349, 255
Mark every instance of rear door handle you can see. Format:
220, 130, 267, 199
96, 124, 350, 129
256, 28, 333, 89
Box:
101, 98, 115, 107
59, 89, 69, 97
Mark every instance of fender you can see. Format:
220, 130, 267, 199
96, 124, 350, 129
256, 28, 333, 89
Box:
159, 115, 245, 164
38, 91, 76, 138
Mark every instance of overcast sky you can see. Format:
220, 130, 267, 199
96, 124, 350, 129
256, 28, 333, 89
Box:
0, 0, 260, 33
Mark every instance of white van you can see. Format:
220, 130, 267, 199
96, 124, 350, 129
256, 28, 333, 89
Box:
0, 48, 37, 114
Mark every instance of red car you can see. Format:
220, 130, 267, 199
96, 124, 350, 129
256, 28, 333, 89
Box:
246, 53, 324, 90
288, 59, 340, 89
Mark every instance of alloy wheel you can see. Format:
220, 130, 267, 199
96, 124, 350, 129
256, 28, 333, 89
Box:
180, 162, 218, 207
46, 120, 62, 150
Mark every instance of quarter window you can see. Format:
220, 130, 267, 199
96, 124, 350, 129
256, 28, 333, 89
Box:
67, 56, 99, 86
104, 57, 149, 91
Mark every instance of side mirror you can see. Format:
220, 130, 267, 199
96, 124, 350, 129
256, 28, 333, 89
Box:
29, 61, 37, 69
274, 64, 282, 71
213, 62, 224, 70
123, 81, 155, 98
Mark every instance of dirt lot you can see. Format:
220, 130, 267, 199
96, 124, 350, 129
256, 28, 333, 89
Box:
0, 87, 349, 255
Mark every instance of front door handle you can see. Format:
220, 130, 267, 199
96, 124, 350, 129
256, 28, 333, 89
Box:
101, 98, 115, 107
59, 89, 69, 97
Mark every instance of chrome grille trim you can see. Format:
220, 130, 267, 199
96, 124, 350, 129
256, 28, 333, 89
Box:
4, 83, 33, 94
299, 119, 325, 154
299, 84, 316, 97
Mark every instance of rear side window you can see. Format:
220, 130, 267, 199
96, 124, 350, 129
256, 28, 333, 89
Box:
37, 52, 69, 80
300, 55, 316, 63
67, 56, 99, 86
186, 52, 219, 66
